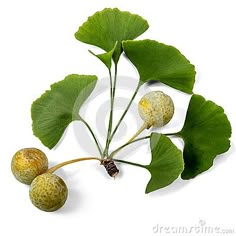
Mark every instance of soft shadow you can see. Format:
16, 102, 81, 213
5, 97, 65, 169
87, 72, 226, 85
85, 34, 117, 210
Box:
203, 141, 235, 172
147, 80, 161, 85
47, 160, 57, 170
59, 188, 81, 214
73, 121, 101, 156
147, 178, 190, 198
217, 141, 234, 163
52, 128, 69, 150
54, 169, 84, 214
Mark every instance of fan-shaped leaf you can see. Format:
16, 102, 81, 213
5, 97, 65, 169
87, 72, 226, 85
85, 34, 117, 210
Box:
145, 133, 184, 193
179, 94, 231, 179
31, 74, 97, 149
89, 42, 118, 69
75, 8, 149, 63
122, 39, 196, 93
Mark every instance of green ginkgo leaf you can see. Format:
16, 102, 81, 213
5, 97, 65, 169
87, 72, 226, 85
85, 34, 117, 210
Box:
31, 74, 97, 149
122, 39, 196, 94
178, 94, 231, 179
89, 42, 118, 70
75, 8, 149, 64
145, 133, 184, 193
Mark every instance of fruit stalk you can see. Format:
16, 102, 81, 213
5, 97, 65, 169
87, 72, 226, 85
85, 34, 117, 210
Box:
127, 122, 149, 143
46, 157, 101, 174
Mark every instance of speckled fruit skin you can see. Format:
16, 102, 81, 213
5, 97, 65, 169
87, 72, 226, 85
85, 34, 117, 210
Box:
138, 91, 174, 127
11, 148, 48, 185
29, 173, 68, 212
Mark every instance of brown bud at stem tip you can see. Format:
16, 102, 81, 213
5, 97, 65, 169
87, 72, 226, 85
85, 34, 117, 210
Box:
101, 159, 119, 178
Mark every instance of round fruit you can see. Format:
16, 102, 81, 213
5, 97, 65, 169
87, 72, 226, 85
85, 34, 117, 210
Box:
29, 173, 68, 212
11, 148, 48, 184
138, 91, 174, 127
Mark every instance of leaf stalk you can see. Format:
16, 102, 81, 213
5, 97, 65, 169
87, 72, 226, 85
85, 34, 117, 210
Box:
110, 135, 150, 158
81, 118, 103, 157
109, 80, 142, 145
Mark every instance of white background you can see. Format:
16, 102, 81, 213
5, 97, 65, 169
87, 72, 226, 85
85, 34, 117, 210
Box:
0, 0, 235, 235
